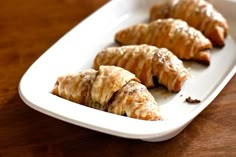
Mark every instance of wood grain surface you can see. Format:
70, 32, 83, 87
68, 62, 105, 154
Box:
0, 0, 235, 156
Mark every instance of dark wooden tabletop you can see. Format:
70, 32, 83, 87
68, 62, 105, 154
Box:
0, 0, 235, 156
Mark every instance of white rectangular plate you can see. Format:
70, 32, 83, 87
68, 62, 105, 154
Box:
19, 0, 236, 142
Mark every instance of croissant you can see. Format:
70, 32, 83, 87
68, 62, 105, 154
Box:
150, 0, 229, 47
94, 45, 188, 92
52, 65, 161, 121
115, 18, 212, 65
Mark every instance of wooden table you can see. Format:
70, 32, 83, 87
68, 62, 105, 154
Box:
0, 0, 235, 156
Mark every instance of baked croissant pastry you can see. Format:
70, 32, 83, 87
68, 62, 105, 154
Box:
115, 18, 212, 65
52, 65, 161, 121
150, 0, 229, 47
94, 45, 188, 92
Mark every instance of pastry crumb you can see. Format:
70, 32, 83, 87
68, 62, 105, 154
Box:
185, 97, 201, 104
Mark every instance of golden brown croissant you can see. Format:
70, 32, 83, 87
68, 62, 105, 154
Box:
150, 0, 229, 47
115, 18, 212, 65
94, 45, 189, 92
52, 65, 161, 121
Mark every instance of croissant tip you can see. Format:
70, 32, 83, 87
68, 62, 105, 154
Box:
51, 81, 59, 95
114, 38, 123, 45
51, 76, 66, 95
114, 30, 126, 45
213, 41, 225, 48
209, 26, 227, 47
195, 50, 211, 65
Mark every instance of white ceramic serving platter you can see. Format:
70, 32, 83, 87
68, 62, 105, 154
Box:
19, 0, 236, 142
